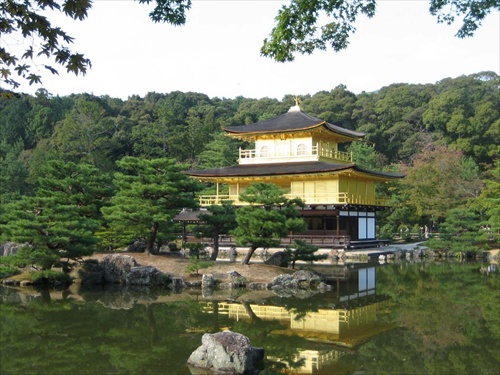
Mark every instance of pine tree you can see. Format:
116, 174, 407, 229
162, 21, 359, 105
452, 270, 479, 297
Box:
192, 202, 237, 260
0, 161, 110, 270
286, 240, 328, 269
101, 157, 201, 254
232, 182, 306, 265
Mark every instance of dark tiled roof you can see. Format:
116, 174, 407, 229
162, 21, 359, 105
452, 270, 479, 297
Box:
186, 162, 404, 179
173, 209, 211, 222
224, 109, 365, 139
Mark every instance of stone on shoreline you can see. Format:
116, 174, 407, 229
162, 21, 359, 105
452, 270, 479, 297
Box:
187, 330, 264, 374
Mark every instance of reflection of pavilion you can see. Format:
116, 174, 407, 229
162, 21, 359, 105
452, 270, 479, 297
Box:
201, 264, 393, 373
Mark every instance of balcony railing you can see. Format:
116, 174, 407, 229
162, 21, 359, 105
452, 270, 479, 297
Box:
239, 145, 352, 164
198, 193, 390, 207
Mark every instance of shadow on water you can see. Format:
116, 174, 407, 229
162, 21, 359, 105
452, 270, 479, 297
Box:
0, 260, 498, 375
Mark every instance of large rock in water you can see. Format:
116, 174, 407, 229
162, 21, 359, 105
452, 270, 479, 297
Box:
187, 331, 264, 374
268, 269, 323, 290
126, 266, 164, 285
101, 254, 138, 284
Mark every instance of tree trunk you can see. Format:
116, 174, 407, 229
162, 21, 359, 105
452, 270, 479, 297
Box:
145, 222, 159, 255
210, 232, 220, 261
212, 301, 220, 332
241, 246, 257, 265
241, 301, 262, 323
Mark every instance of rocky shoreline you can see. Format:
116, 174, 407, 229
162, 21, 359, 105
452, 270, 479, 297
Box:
1, 253, 333, 296
2, 243, 498, 289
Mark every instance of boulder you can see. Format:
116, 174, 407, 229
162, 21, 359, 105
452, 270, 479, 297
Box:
78, 260, 104, 286
170, 277, 186, 290
269, 269, 322, 290
292, 270, 322, 286
101, 254, 138, 284
0, 242, 29, 256
202, 274, 216, 289
316, 282, 332, 292
225, 270, 247, 288
123, 241, 146, 253
187, 330, 264, 374
268, 274, 299, 289
126, 266, 164, 286
264, 251, 289, 267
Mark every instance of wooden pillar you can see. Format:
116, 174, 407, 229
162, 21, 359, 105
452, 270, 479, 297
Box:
182, 222, 187, 243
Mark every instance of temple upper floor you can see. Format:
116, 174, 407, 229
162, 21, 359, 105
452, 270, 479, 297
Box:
225, 105, 365, 165
238, 138, 353, 164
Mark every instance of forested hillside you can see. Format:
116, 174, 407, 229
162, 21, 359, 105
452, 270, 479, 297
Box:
0, 72, 498, 263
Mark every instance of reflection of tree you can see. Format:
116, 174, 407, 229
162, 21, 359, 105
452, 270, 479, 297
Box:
343, 262, 500, 374
0, 295, 212, 375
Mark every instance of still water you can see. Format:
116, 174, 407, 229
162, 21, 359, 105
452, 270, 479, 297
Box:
1, 261, 498, 375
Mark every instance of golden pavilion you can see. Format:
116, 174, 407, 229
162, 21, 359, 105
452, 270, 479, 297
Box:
186, 103, 403, 248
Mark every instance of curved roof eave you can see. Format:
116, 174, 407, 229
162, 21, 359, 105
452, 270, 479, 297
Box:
185, 162, 404, 180
224, 110, 366, 139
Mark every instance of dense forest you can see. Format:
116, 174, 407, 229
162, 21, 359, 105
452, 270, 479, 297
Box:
0, 72, 498, 266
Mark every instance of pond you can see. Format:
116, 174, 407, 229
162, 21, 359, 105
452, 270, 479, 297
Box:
1, 260, 498, 375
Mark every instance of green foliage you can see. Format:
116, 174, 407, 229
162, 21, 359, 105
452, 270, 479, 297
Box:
191, 202, 237, 260
182, 242, 206, 259
47, 95, 121, 170
197, 132, 242, 169
1, 0, 93, 89
0, 161, 110, 269
0, 266, 21, 279
261, 0, 497, 62
348, 141, 384, 170
0, 139, 30, 197
0, 72, 498, 252
184, 256, 213, 275
422, 72, 500, 165
261, 0, 377, 62
29, 269, 73, 285
469, 159, 500, 237
286, 240, 328, 269
232, 182, 306, 265
401, 143, 483, 224
101, 157, 201, 254
7, 247, 60, 270
428, 208, 484, 254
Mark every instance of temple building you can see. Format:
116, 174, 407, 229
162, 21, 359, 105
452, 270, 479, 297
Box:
186, 103, 404, 248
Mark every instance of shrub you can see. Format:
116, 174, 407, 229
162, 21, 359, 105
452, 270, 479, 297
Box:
183, 242, 207, 259
29, 270, 73, 286
0, 266, 21, 279
184, 257, 213, 275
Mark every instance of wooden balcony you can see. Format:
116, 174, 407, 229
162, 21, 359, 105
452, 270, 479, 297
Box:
203, 234, 389, 250
238, 146, 352, 165
198, 193, 390, 207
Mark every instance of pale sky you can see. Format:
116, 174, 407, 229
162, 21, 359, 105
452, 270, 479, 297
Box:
9, 0, 500, 100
